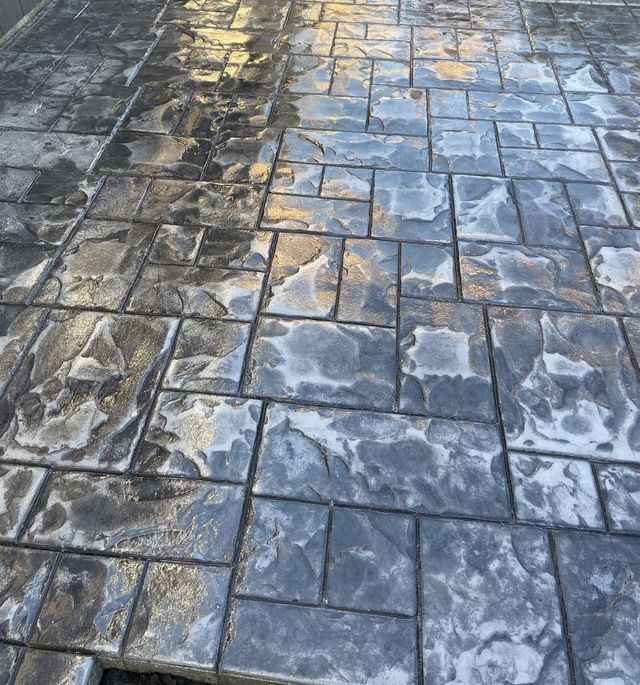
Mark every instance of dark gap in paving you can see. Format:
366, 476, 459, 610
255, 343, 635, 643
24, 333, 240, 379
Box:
101, 670, 209, 685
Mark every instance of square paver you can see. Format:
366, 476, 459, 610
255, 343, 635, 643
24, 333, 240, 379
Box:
431, 118, 501, 175
400, 243, 456, 300
597, 464, 640, 533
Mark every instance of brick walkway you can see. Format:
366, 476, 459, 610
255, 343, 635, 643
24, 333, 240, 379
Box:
1, 0, 640, 682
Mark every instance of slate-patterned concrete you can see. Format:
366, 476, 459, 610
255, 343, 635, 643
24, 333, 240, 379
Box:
1, 0, 640, 682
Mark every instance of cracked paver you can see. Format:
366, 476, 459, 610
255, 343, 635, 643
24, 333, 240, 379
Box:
0, 0, 639, 682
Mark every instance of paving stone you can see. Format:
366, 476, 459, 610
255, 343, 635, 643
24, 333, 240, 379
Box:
496, 121, 537, 148
567, 184, 629, 227
35, 219, 155, 310
536, 123, 598, 151
263, 233, 340, 318
54, 84, 137, 134
331, 58, 371, 97
413, 27, 457, 58
368, 86, 428, 136
198, 228, 273, 271
0, 168, 37, 202
610, 161, 640, 194
12, 650, 97, 685
280, 128, 430, 171
490, 306, 640, 460
596, 128, 640, 162
88, 175, 150, 222
601, 59, 640, 95
0, 304, 46, 392
127, 263, 263, 320
98, 132, 212, 180
134, 392, 261, 481
282, 55, 333, 94
582, 226, 640, 314
453, 175, 521, 242
337, 239, 397, 327
400, 243, 456, 300
236, 498, 328, 603
222, 600, 417, 684
0, 310, 176, 471
0, 243, 56, 304
270, 161, 323, 195
371, 59, 410, 87
261, 193, 369, 236
327, 508, 416, 615
500, 52, 559, 93
164, 319, 250, 394
0, 547, 56, 641
254, 403, 510, 519
502, 148, 610, 182
468, 91, 570, 123
24, 472, 244, 562
421, 520, 570, 685
509, 452, 604, 528
272, 93, 368, 132
148, 223, 205, 265
399, 299, 495, 421
413, 59, 501, 91
431, 118, 501, 175
123, 87, 191, 134
0, 643, 20, 685
246, 317, 396, 410
321, 166, 372, 201
597, 464, 640, 533
218, 51, 288, 94
567, 93, 640, 127
460, 241, 597, 310
371, 170, 452, 242
429, 88, 468, 118
553, 56, 609, 93
514, 179, 580, 249
0, 93, 69, 131
138, 179, 264, 229
33, 554, 144, 654
0, 464, 46, 542
125, 563, 230, 674
555, 532, 640, 685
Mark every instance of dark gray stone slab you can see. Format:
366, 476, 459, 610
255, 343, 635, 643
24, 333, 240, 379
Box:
254, 403, 510, 519
399, 299, 495, 421
400, 243, 456, 300
0, 643, 20, 685
148, 223, 206, 266
490, 307, 640, 460
222, 600, 417, 684
327, 508, 416, 615
555, 532, 640, 685
12, 650, 97, 685
0, 464, 46, 541
0, 243, 56, 304
245, 318, 396, 410
24, 472, 244, 563
0, 310, 176, 471
198, 229, 273, 271
0, 304, 46, 392
236, 498, 328, 603
134, 392, 261, 481
33, 554, 144, 654
0, 203, 82, 247
125, 563, 230, 674
421, 520, 570, 685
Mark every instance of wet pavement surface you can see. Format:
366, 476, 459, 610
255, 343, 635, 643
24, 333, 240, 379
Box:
0, 0, 639, 682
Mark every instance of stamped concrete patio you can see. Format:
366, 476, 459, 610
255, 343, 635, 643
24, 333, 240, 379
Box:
0, 0, 640, 682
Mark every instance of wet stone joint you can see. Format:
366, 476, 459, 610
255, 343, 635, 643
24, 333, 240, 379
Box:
0, 0, 639, 681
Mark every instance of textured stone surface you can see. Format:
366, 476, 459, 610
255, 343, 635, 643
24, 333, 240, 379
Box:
2, 0, 640, 680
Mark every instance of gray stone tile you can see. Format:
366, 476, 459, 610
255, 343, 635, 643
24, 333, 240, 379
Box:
338, 239, 398, 327
331, 58, 371, 97
610, 162, 640, 194
164, 319, 250, 394
453, 175, 521, 242
236, 498, 328, 603
54, 84, 137, 134
429, 88, 468, 118
536, 124, 598, 151
327, 508, 416, 615
567, 184, 629, 227
88, 175, 150, 222
510, 452, 604, 528
496, 121, 537, 148
261, 193, 369, 236
553, 56, 609, 93
123, 87, 190, 134
134, 392, 261, 481
127, 264, 263, 320
596, 128, 640, 162
333, 38, 409, 61
0, 169, 38, 202
148, 223, 205, 266
0, 547, 56, 641
35, 219, 155, 310
0, 203, 82, 247
413, 59, 501, 91
468, 91, 570, 123
460, 242, 597, 310
421, 520, 570, 685
597, 464, 640, 533
263, 233, 340, 318
321, 166, 372, 201
567, 93, 640, 127
197, 229, 273, 271
33, 554, 144, 654
0, 465, 46, 542
282, 55, 333, 94
137, 180, 264, 229
399, 299, 495, 421
371, 170, 452, 243
125, 563, 230, 674
582, 226, 640, 314
601, 59, 640, 95
371, 59, 411, 87
500, 52, 559, 93
272, 94, 368, 132
0, 310, 176, 471
368, 86, 428, 136
254, 403, 510, 519
502, 148, 610, 182
12, 650, 97, 685
0, 243, 56, 304
0, 304, 46, 392
222, 600, 417, 684
24, 472, 244, 562
514, 179, 580, 249
432, 118, 501, 176
280, 128, 430, 171
0, 643, 20, 685
401, 243, 456, 300
413, 27, 457, 59
270, 161, 323, 195
246, 317, 396, 410
490, 307, 640, 460
555, 532, 640, 685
